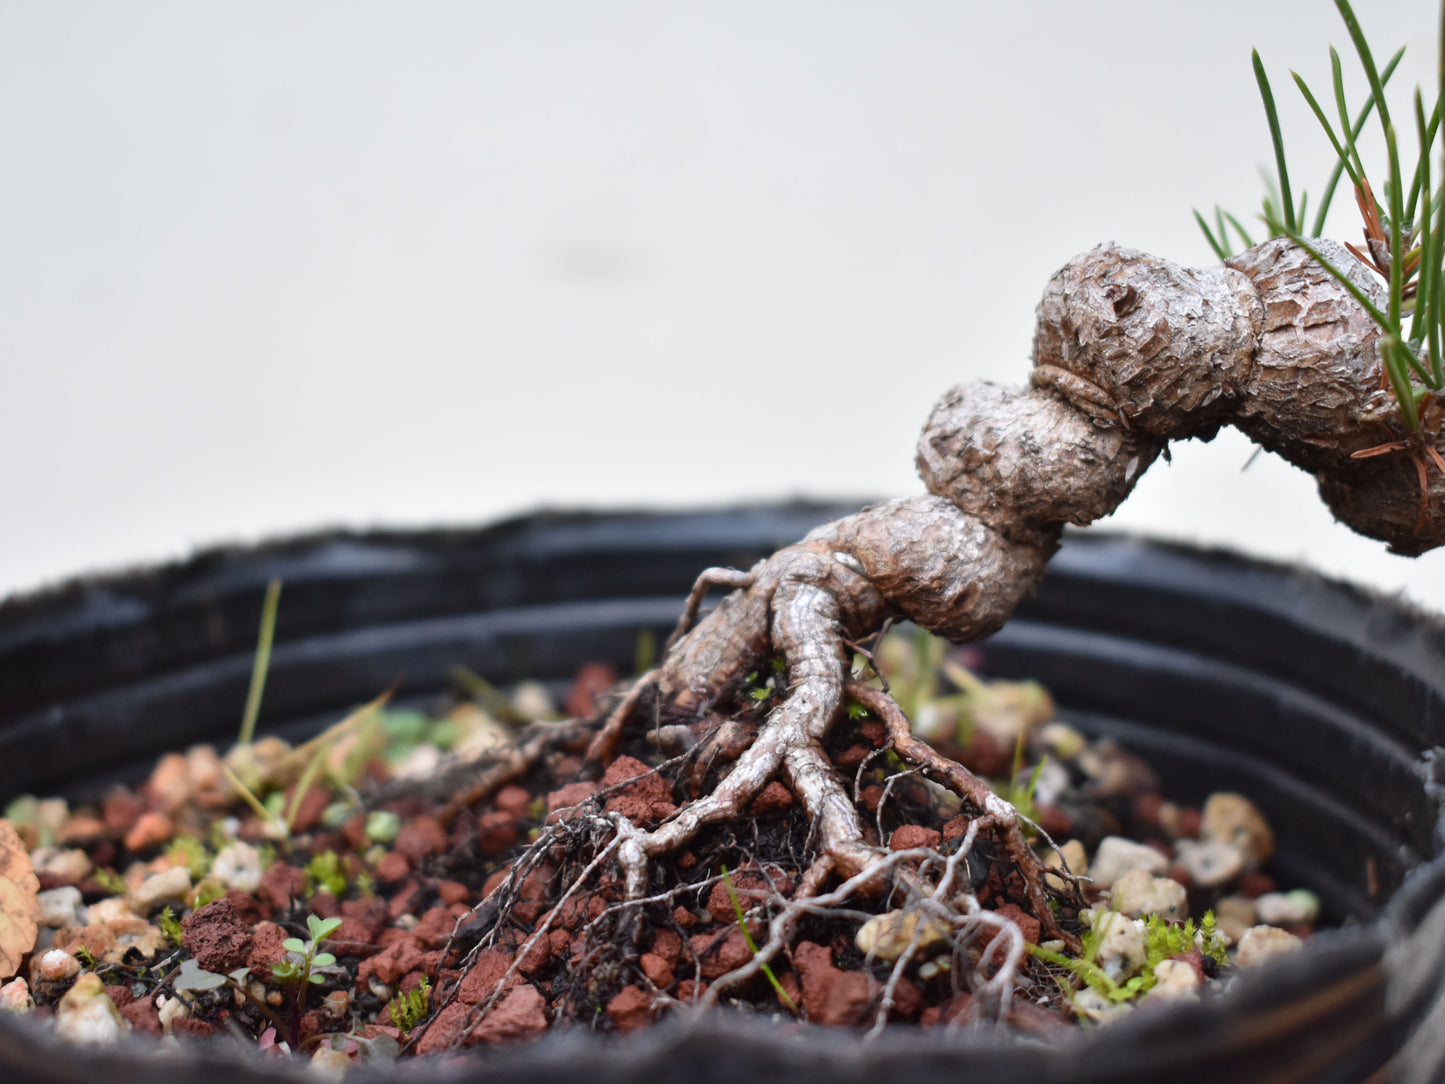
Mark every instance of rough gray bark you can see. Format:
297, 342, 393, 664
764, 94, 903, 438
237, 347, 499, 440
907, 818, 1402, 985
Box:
448, 237, 1442, 1036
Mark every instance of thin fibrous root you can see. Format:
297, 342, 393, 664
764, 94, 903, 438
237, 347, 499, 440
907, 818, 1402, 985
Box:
845, 678, 1081, 952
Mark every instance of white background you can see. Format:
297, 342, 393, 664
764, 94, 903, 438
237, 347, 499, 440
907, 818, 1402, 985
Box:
4, 1, 1444, 612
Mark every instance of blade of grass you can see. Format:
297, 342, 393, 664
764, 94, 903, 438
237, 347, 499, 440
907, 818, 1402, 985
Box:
1313, 46, 1405, 236
1412, 90, 1435, 345
1255, 49, 1296, 231
237, 578, 281, 747
719, 865, 797, 1011
1223, 210, 1256, 249
1335, 0, 1404, 325
1195, 209, 1230, 260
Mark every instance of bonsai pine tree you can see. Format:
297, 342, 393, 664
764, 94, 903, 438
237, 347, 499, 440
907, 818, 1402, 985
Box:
434, 0, 1445, 1038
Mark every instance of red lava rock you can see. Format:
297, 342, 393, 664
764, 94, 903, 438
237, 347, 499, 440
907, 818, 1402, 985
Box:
416, 984, 548, 1052
515, 936, 552, 976
602, 756, 676, 826
889, 977, 925, 1019
436, 880, 471, 906
793, 941, 874, 1027
1135, 791, 1165, 828
993, 903, 1042, 946
941, 815, 970, 842
256, 862, 308, 913
104, 984, 133, 1009
920, 992, 973, 1027
102, 788, 145, 835
358, 937, 429, 988
607, 985, 655, 1033
548, 929, 572, 956
458, 948, 524, 1004
747, 781, 794, 817
673, 906, 698, 930
889, 824, 943, 851
342, 813, 369, 852
474, 984, 548, 1043
833, 743, 871, 771
858, 719, 886, 746
395, 816, 449, 863
123, 811, 175, 852
374, 851, 410, 882
860, 785, 884, 814
494, 785, 533, 819
639, 952, 674, 989
674, 979, 704, 1004
1169, 948, 1207, 983
689, 928, 754, 980
181, 896, 256, 973
247, 921, 290, 973
309, 891, 341, 919
651, 928, 683, 964
120, 997, 161, 1036
413, 906, 456, 950
705, 869, 785, 924
958, 731, 1012, 778
565, 661, 618, 718
511, 865, 558, 925
172, 1016, 218, 1039
1037, 803, 1074, 839
546, 782, 600, 823
1239, 871, 1277, 898
221, 889, 264, 925
388, 877, 427, 921
281, 785, 330, 833
474, 811, 519, 855
340, 895, 390, 942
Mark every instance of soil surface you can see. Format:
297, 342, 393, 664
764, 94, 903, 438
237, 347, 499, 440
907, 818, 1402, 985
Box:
0, 636, 1321, 1068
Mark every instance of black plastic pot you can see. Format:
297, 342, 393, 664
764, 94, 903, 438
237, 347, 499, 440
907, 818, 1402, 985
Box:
1, 504, 1443, 1083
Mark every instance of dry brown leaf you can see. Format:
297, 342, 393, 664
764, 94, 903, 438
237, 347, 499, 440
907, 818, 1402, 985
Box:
0, 819, 40, 980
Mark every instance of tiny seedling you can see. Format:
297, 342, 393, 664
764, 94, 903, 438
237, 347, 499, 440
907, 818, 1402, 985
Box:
305, 850, 349, 900
272, 914, 342, 989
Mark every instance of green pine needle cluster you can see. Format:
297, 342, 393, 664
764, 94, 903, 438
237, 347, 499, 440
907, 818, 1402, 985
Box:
1199, 0, 1445, 432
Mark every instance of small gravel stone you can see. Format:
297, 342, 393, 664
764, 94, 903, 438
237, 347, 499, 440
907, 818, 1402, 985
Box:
123, 811, 175, 852
1041, 839, 1088, 892
0, 977, 32, 1011
1038, 722, 1087, 760
1236, 924, 1304, 967
1089, 837, 1168, 888
129, 866, 192, 913
1108, 869, 1188, 919
1213, 895, 1257, 943
54, 973, 130, 1044
1081, 909, 1147, 981
31, 847, 92, 883
36, 886, 84, 929
1254, 889, 1320, 928
211, 842, 263, 892
1175, 839, 1246, 887
1201, 792, 1274, 868
855, 909, 949, 960
1145, 958, 1201, 1002
1071, 986, 1131, 1023
34, 949, 81, 982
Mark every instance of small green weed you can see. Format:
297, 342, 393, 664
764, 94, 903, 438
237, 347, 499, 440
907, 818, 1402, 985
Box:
388, 977, 431, 1033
